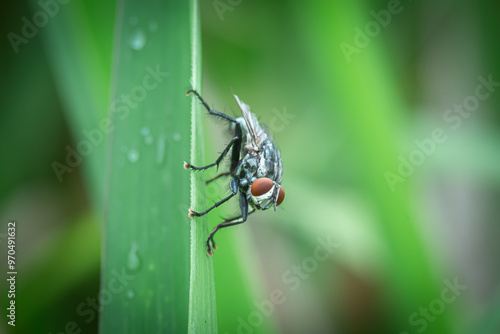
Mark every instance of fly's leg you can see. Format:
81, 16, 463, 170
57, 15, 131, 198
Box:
186, 89, 237, 123
209, 208, 255, 249
184, 136, 239, 171
188, 192, 236, 218
189, 178, 239, 218
184, 89, 241, 171
230, 120, 242, 173
221, 208, 255, 223
206, 172, 231, 184
185, 89, 247, 256
207, 192, 249, 256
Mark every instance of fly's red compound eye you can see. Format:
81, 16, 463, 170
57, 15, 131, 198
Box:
251, 178, 274, 196
277, 186, 285, 206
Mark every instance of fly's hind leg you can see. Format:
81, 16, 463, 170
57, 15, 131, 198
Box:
207, 192, 249, 256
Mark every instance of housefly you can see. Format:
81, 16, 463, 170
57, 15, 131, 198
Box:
184, 89, 285, 256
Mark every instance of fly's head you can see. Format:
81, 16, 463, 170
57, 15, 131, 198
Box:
250, 177, 285, 211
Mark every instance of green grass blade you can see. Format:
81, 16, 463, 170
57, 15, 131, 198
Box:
187, 0, 218, 332
99, 0, 210, 332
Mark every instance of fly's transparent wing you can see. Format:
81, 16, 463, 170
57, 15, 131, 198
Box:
233, 94, 259, 146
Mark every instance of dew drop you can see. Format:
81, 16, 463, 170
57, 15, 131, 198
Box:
173, 133, 181, 142
140, 126, 150, 136
127, 242, 140, 271
128, 149, 139, 163
126, 289, 135, 299
129, 29, 146, 50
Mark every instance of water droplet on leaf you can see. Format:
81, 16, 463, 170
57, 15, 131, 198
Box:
127, 242, 140, 271
128, 149, 139, 163
129, 29, 146, 50
140, 126, 150, 136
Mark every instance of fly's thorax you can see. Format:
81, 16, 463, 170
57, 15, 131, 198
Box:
236, 140, 283, 186
237, 152, 258, 179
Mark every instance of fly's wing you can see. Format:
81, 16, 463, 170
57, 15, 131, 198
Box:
233, 94, 259, 146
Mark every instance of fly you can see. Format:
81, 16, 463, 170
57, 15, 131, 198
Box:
184, 89, 285, 256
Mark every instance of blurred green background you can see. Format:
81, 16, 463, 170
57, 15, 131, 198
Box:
1, 0, 500, 333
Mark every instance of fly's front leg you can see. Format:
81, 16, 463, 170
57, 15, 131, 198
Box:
207, 191, 249, 256
186, 89, 237, 123
184, 136, 239, 171
189, 178, 239, 218
184, 89, 241, 171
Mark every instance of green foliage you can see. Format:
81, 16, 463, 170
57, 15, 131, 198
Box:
100, 0, 216, 333
3, 0, 500, 334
